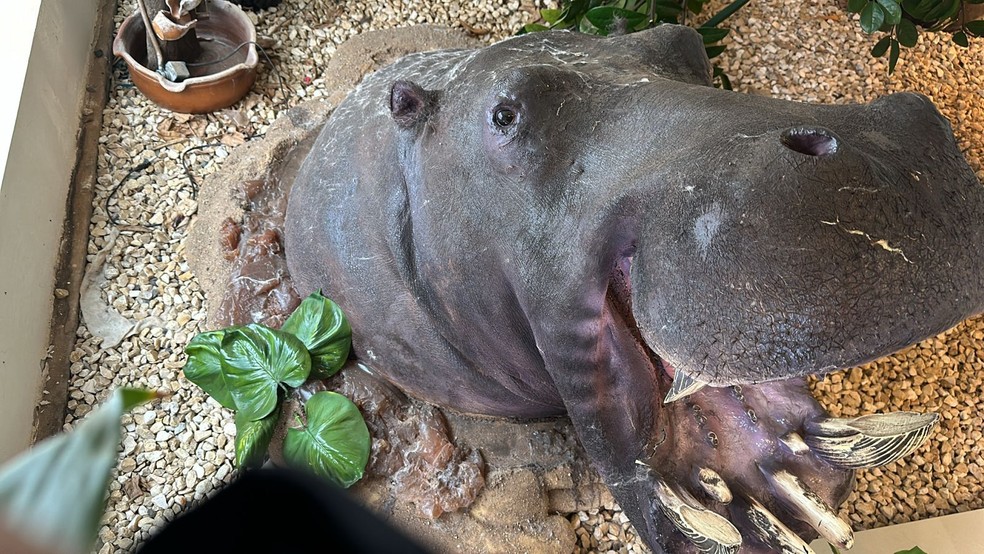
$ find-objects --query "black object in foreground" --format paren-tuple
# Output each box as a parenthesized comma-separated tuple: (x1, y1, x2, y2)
(137, 468, 431, 553)
(229, 0, 283, 10)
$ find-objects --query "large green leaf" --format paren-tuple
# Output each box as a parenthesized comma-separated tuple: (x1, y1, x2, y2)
(876, 0, 902, 25)
(861, 1, 886, 33)
(280, 292, 352, 379)
(848, 0, 867, 12)
(222, 323, 311, 421)
(283, 391, 370, 488)
(235, 408, 279, 468)
(182, 329, 238, 410)
(0, 388, 158, 554)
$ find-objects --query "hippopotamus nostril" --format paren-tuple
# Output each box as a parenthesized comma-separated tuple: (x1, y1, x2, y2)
(780, 127, 839, 157)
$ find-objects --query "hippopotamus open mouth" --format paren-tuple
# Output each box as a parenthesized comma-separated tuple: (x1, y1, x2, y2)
(284, 24, 984, 553)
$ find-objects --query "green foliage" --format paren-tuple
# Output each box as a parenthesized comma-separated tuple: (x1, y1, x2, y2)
(895, 548, 929, 554)
(849, 0, 982, 74)
(222, 324, 311, 421)
(182, 291, 369, 488)
(284, 391, 371, 487)
(281, 292, 352, 379)
(0, 388, 159, 554)
(520, 0, 750, 90)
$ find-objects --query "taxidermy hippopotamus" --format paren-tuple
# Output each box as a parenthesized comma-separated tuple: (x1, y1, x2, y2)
(284, 24, 984, 553)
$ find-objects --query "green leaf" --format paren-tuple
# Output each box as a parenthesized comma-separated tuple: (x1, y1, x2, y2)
(222, 323, 311, 421)
(888, 37, 900, 74)
(861, 1, 886, 33)
(876, 0, 902, 25)
(714, 67, 733, 90)
(871, 35, 892, 56)
(579, 16, 602, 34)
(235, 408, 279, 468)
(897, 18, 919, 47)
(848, 0, 867, 12)
(540, 8, 563, 23)
(704, 44, 726, 59)
(283, 391, 370, 488)
(901, 0, 931, 20)
(966, 20, 984, 37)
(522, 23, 549, 33)
(652, 0, 684, 22)
(953, 30, 970, 47)
(701, 0, 750, 27)
(894, 548, 928, 554)
(584, 6, 648, 35)
(0, 388, 158, 554)
(281, 292, 352, 379)
(696, 26, 730, 44)
(183, 329, 238, 410)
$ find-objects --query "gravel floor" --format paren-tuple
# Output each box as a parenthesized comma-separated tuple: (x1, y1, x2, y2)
(68, 1, 983, 553)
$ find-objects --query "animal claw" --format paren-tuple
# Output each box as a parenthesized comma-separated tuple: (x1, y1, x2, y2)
(697, 468, 733, 504)
(759, 467, 854, 549)
(741, 495, 816, 554)
(653, 477, 742, 553)
(663, 369, 709, 403)
(803, 412, 938, 469)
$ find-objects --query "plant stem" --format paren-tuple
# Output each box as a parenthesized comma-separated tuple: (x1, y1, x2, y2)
(701, 0, 751, 27)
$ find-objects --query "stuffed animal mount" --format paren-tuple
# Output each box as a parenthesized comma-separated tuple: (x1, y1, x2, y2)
(191, 24, 984, 554)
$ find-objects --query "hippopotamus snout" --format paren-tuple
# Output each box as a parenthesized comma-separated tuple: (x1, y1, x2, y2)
(615, 76, 984, 390)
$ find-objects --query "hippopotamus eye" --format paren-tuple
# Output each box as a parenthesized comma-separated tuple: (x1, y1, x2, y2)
(493, 107, 517, 128)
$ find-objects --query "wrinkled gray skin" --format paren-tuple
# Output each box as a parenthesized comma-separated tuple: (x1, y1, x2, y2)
(285, 25, 984, 553)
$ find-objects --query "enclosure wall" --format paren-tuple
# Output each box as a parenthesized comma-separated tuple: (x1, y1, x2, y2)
(0, 0, 101, 462)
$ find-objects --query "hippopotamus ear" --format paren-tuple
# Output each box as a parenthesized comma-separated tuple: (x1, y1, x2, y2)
(611, 24, 712, 86)
(389, 80, 440, 129)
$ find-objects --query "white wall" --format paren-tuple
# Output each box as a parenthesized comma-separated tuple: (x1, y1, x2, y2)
(0, 0, 101, 462)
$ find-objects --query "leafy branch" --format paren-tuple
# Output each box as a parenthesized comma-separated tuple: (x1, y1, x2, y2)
(520, 0, 751, 90)
(182, 291, 370, 487)
(849, 0, 984, 73)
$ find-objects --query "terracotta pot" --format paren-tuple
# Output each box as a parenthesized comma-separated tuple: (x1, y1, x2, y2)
(113, 0, 259, 113)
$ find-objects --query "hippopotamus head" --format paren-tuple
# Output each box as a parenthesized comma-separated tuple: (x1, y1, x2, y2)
(285, 24, 984, 553)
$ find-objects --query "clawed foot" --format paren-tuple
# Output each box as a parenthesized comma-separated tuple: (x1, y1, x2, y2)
(622, 374, 937, 553)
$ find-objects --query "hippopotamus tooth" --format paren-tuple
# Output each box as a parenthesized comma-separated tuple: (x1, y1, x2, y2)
(759, 467, 855, 549)
(664, 366, 709, 403)
(284, 22, 984, 553)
